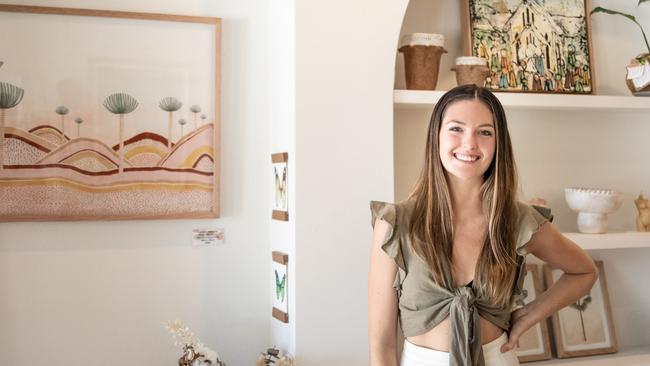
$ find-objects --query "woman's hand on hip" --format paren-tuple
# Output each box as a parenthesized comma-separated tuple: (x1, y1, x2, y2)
(500, 305, 534, 353)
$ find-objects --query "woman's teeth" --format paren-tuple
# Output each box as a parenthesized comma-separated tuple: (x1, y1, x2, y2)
(454, 153, 479, 162)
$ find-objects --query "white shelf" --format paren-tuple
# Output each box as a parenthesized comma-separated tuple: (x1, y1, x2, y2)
(563, 232, 650, 250)
(394, 90, 650, 112)
(526, 345, 650, 366)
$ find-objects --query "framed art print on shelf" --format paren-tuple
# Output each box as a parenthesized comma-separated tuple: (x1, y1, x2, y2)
(461, 0, 595, 94)
(272, 251, 289, 323)
(544, 260, 618, 358)
(515, 264, 552, 363)
(271, 152, 288, 221)
(0, 4, 221, 221)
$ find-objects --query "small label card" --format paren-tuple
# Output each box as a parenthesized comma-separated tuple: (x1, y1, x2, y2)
(192, 228, 225, 246)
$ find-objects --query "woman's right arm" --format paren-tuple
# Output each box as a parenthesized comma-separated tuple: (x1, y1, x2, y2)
(368, 218, 399, 366)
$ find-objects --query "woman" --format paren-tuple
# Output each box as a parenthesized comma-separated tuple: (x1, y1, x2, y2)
(368, 85, 597, 366)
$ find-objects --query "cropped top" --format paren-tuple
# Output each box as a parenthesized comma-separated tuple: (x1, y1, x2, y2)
(370, 199, 551, 366)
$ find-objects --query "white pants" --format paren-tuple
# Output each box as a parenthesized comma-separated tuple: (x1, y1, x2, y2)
(400, 333, 520, 366)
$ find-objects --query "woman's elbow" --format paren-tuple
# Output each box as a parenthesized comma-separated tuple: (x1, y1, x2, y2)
(589, 259, 599, 284)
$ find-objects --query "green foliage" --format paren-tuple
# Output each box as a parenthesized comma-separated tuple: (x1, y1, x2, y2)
(591, 3, 650, 54)
(55, 105, 69, 116)
(103, 92, 138, 114)
(74, 117, 83, 124)
(189, 105, 201, 113)
(569, 295, 592, 312)
(178, 118, 187, 126)
(159, 96, 182, 112)
(0, 82, 24, 109)
(200, 114, 207, 120)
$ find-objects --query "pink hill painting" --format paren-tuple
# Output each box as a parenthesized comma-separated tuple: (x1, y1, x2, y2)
(0, 119, 218, 220)
(0, 5, 221, 221)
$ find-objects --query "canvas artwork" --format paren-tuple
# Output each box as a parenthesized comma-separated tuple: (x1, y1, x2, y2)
(271, 152, 288, 221)
(515, 264, 552, 363)
(464, 0, 594, 93)
(0, 5, 221, 221)
(272, 251, 289, 323)
(544, 261, 618, 358)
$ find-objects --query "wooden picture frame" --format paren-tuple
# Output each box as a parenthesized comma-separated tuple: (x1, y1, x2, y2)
(544, 260, 618, 358)
(272, 251, 289, 323)
(0, 4, 221, 221)
(460, 0, 596, 94)
(271, 152, 288, 221)
(515, 264, 553, 363)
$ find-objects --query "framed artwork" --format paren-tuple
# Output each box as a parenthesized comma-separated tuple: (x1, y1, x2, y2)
(271, 251, 289, 323)
(0, 5, 221, 221)
(461, 0, 595, 94)
(515, 264, 552, 363)
(271, 152, 288, 221)
(544, 260, 618, 358)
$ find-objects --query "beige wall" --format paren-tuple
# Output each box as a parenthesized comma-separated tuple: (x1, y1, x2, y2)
(0, 1, 270, 365)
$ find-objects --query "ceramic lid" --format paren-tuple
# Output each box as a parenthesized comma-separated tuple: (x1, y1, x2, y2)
(455, 56, 488, 66)
(399, 33, 444, 48)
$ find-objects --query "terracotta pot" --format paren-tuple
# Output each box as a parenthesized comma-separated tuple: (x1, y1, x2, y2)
(451, 64, 491, 87)
(400, 45, 447, 90)
(399, 33, 447, 90)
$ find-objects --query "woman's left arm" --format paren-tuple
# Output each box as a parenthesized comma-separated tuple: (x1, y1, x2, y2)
(500, 221, 598, 353)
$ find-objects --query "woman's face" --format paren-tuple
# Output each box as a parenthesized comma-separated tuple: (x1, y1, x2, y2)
(439, 99, 496, 183)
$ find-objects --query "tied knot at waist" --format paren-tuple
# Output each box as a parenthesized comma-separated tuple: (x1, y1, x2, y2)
(449, 286, 485, 366)
(453, 286, 476, 309)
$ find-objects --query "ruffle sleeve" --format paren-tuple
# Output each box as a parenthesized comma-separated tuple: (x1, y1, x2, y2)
(370, 201, 406, 273)
(515, 203, 553, 256)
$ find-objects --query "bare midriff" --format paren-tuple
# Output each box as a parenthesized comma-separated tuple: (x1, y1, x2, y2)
(406, 316, 504, 351)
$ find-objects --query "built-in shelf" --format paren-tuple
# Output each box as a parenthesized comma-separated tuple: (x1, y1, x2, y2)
(562, 232, 650, 250)
(394, 90, 650, 111)
(527, 345, 650, 366)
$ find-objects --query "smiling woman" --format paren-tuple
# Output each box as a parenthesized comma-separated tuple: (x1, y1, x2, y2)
(368, 84, 598, 366)
(438, 99, 496, 184)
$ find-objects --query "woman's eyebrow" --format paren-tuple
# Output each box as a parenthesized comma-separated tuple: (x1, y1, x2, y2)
(445, 120, 494, 128)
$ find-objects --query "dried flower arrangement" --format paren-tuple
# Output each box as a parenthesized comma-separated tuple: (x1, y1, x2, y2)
(164, 319, 226, 366)
(256, 347, 296, 366)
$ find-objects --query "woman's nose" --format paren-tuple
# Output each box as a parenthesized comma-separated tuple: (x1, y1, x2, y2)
(461, 132, 478, 148)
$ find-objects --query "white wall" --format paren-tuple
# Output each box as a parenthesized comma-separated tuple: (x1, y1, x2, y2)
(268, 0, 296, 356)
(0, 1, 270, 365)
(294, 0, 408, 364)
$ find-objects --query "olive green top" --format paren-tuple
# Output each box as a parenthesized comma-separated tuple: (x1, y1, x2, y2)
(370, 199, 551, 366)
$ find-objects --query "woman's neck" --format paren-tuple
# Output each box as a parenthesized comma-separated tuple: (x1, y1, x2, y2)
(448, 176, 484, 221)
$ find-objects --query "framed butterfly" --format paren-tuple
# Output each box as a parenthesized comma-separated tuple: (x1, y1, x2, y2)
(274, 164, 287, 210)
(275, 269, 286, 302)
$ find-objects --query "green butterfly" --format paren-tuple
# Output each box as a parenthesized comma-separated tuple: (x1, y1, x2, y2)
(275, 269, 286, 302)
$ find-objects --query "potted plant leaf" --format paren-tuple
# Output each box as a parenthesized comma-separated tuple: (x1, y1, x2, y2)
(591, 0, 650, 94)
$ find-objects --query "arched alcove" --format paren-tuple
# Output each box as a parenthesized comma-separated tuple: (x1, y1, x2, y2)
(394, 0, 465, 91)
(393, 1, 469, 201)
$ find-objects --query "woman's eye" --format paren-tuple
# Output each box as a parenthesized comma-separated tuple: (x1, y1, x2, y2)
(479, 130, 493, 136)
(449, 127, 462, 132)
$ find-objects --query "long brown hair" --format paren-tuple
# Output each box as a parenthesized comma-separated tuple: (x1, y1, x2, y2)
(407, 84, 519, 308)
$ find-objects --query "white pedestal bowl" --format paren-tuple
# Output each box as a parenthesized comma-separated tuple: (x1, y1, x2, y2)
(564, 187, 623, 234)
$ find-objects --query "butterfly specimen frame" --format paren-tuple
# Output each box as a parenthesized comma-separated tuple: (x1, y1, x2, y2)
(515, 264, 552, 363)
(271, 152, 289, 221)
(0, 4, 221, 221)
(544, 260, 618, 358)
(272, 251, 289, 323)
